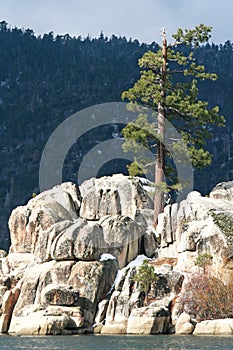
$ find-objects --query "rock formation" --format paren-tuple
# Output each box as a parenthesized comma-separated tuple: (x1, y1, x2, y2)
(193, 319, 233, 336)
(175, 312, 195, 334)
(0, 175, 157, 334)
(156, 189, 233, 281)
(0, 175, 232, 335)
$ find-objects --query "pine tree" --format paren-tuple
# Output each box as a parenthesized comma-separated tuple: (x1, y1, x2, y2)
(121, 24, 225, 224)
(134, 260, 157, 305)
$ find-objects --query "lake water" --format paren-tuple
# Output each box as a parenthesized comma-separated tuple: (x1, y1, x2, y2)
(0, 335, 232, 350)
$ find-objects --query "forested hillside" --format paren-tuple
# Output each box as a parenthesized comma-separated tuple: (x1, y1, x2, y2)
(0, 21, 233, 248)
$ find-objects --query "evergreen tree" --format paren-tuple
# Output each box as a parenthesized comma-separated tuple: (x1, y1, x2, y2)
(134, 260, 157, 305)
(121, 24, 225, 224)
(195, 253, 213, 273)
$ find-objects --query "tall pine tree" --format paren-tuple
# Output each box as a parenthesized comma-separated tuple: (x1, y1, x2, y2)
(122, 24, 225, 224)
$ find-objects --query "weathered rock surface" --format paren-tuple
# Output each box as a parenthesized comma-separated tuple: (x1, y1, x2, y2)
(10, 311, 71, 335)
(12, 260, 75, 317)
(9, 258, 117, 327)
(9, 182, 81, 254)
(1, 176, 233, 335)
(46, 306, 85, 329)
(175, 312, 194, 334)
(103, 256, 183, 334)
(193, 319, 233, 335)
(80, 175, 153, 220)
(34, 220, 73, 263)
(105, 265, 142, 326)
(127, 306, 170, 334)
(210, 180, 233, 202)
(2, 176, 157, 335)
(41, 284, 79, 306)
(101, 323, 127, 334)
(0, 283, 21, 333)
(4, 252, 35, 276)
(156, 190, 233, 280)
(8, 176, 154, 267)
(9, 305, 85, 334)
(94, 299, 109, 325)
(68, 259, 118, 324)
(142, 228, 158, 258)
(100, 215, 144, 268)
(51, 219, 105, 262)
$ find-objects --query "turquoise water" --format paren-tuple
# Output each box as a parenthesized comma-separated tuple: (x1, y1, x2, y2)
(0, 335, 232, 350)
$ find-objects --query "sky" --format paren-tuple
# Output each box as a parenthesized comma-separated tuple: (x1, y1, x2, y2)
(0, 0, 232, 44)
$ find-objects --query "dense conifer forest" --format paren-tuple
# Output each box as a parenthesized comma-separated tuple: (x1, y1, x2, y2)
(0, 21, 233, 248)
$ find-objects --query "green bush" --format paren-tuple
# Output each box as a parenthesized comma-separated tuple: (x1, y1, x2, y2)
(134, 260, 158, 304)
(195, 253, 213, 272)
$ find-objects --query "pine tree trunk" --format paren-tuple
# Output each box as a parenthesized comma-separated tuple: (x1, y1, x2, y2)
(154, 29, 167, 225)
(154, 107, 165, 223)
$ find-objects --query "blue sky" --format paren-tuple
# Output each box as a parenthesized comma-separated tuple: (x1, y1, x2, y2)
(0, 0, 232, 44)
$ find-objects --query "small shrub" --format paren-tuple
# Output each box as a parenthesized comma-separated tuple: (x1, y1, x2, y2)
(195, 253, 213, 273)
(180, 273, 233, 321)
(134, 260, 158, 304)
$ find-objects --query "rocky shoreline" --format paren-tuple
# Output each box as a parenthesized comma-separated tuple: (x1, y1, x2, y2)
(0, 175, 232, 336)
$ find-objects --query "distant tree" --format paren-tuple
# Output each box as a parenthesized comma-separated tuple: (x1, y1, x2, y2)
(121, 24, 225, 224)
(0, 21, 8, 32)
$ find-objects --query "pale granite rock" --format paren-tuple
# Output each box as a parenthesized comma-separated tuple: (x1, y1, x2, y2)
(80, 174, 153, 220)
(193, 318, 233, 335)
(175, 312, 194, 334)
(127, 306, 170, 334)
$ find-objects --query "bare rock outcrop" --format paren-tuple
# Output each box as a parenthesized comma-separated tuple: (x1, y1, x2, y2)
(10, 312, 71, 335)
(8, 176, 154, 268)
(97, 256, 184, 335)
(68, 259, 118, 324)
(193, 319, 233, 335)
(127, 306, 170, 334)
(210, 180, 233, 202)
(0, 283, 21, 333)
(2, 176, 233, 335)
(9, 258, 117, 329)
(9, 182, 81, 254)
(79, 174, 153, 220)
(3, 175, 157, 335)
(51, 219, 105, 262)
(100, 215, 144, 269)
(175, 312, 195, 334)
(156, 190, 233, 280)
